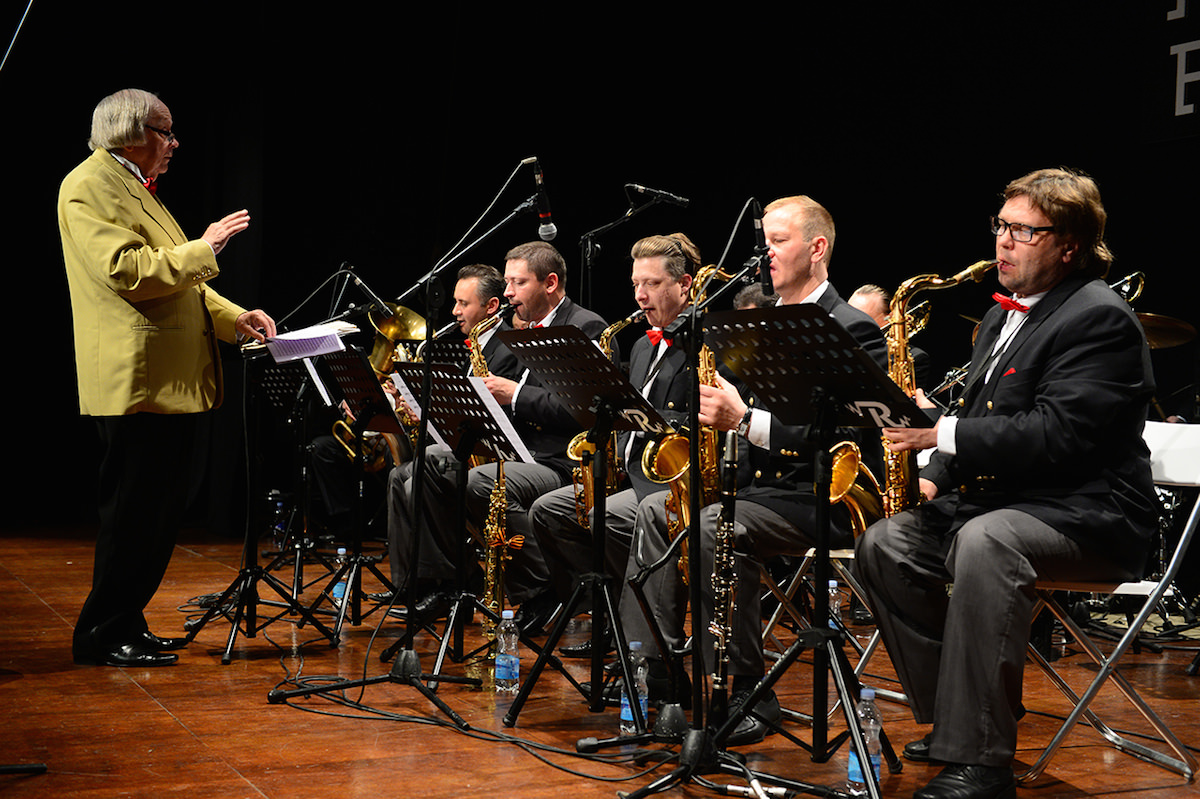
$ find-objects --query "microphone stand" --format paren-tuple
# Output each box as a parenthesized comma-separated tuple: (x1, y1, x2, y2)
(578, 191, 675, 312)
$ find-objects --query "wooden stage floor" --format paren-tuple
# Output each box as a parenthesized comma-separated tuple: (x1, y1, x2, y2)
(1, 525, 1197, 798)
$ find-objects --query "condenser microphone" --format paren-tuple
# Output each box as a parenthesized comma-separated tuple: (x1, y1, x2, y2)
(750, 199, 773, 296)
(344, 262, 393, 318)
(625, 183, 690, 208)
(531, 159, 557, 241)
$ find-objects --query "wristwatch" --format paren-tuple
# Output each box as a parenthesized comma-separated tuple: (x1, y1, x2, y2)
(735, 405, 754, 438)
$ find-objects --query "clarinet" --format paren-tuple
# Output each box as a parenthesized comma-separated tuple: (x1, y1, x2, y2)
(708, 432, 739, 728)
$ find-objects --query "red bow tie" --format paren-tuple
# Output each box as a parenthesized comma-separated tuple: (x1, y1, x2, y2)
(143, 179, 157, 196)
(992, 292, 1029, 313)
(646, 329, 673, 347)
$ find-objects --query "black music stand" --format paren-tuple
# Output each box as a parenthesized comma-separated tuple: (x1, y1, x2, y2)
(382, 363, 537, 678)
(183, 350, 340, 664)
(623, 304, 927, 799)
(303, 348, 403, 636)
(254, 359, 338, 602)
(493, 326, 672, 729)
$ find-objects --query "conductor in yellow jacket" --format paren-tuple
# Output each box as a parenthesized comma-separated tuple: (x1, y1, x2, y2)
(59, 88, 276, 667)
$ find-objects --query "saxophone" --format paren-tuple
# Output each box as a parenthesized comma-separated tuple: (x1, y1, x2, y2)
(708, 433, 739, 727)
(881, 258, 997, 516)
(481, 461, 521, 642)
(640, 265, 730, 582)
(466, 305, 511, 469)
(567, 308, 646, 526)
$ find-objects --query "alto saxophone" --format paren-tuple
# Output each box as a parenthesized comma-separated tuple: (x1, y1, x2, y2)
(567, 308, 645, 526)
(640, 264, 730, 583)
(882, 258, 997, 516)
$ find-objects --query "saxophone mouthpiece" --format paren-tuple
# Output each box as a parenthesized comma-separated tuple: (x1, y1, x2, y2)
(963, 259, 999, 282)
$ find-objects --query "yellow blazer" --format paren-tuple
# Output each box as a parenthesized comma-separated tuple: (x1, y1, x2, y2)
(58, 148, 248, 416)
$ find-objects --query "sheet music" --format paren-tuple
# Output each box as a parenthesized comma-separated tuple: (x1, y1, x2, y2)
(263, 321, 359, 363)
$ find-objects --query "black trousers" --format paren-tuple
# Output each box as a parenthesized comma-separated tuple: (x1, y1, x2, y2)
(73, 412, 200, 655)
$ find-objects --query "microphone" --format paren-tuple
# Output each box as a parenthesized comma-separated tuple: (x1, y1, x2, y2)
(625, 183, 690, 208)
(531, 159, 557, 241)
(750, 199, 773, 296)
(344, 262, 393, 318)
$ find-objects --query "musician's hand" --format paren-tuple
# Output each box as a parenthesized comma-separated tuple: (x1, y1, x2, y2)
(236, 309, 276, 342)
(913, 388, 936, 410)
(699, 373, 747, 431)
(483, 374, 517, 406)
(882, 422, 939, 453)
(919, 477, 939, 501)
(204, 209, 252, 255)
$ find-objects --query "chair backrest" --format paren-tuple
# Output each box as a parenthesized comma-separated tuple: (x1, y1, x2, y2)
(1143, 421, 1200, 488)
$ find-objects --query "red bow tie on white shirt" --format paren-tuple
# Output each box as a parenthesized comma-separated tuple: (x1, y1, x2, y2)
(646, 329, 673, 347)
(992, 292, 1029, 313)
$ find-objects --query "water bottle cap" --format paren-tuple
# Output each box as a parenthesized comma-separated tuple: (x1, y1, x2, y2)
(501, 609, 514, 619)
(629, 640, 642, 651)
(828, 579, 838, 588)
(860, 687, 875, 700)
(336, 547, 347, 555)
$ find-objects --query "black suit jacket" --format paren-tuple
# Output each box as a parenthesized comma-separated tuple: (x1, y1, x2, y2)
(738, 284, 889, 528)
(509, 297, 609, 478)
(621, 332, 692, 500)
(923, 274, 1157, 567)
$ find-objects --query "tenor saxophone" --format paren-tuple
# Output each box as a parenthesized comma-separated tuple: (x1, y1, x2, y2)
(882, 258, 996, 515)
(567, 308, 645, 526)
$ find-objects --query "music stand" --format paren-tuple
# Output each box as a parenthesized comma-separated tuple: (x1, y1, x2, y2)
(624, 304, 926, 799)
(493, 326, 672, 729)
(183, 350, 340, 664)
(383, 363, 536, 677)
(304, 348, 403, 636)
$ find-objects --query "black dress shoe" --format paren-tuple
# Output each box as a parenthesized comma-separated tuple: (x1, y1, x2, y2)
(913, 763, 1016, 799)
(74, 642, 179, 668)
(513, 592, 559, 636)
(559, 634, 614, 659)
(140, 631, 188, 651)
(391, 590, 453, 622)
(904, 732, 937, 763)
(725, 688, 783, 746)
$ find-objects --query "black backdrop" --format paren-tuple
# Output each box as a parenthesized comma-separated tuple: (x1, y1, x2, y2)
(5, 4, 1199, 535)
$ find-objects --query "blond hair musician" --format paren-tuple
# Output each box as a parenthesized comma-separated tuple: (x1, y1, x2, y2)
(855, 168, 1157, 799)
(59, 88, 275, 668)
(529, 233, 700, 658)
(619, 196, 888, 743)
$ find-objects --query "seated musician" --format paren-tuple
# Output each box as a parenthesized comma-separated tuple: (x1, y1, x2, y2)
(854, 167, 1157, 799)
(618, 195, 887, 744)
(383, 263, 522, 611)
(529, 233, 702, 657)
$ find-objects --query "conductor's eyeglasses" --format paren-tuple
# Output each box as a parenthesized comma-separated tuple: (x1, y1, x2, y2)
(145, 124, 176, 144)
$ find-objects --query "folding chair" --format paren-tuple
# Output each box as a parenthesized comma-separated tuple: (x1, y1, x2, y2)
(760, 549, 906, 706)
(1020, 419, 1200, 784)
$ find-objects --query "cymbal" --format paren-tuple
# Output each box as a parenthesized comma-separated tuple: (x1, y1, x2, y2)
(1138, 313, 1196, 350)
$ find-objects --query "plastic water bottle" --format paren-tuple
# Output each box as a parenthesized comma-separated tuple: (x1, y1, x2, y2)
(828, 579, 842, 629)
(619, 640, 649, 735)
(495, 609, 520, 694)
(847, 687, 883, 797)
(331, 547, 348, 605)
